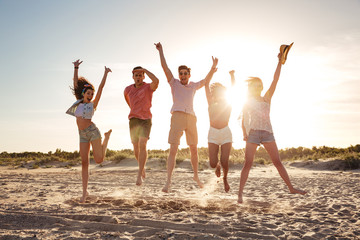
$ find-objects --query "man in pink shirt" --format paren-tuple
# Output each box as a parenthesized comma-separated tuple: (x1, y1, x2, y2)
(155, 42, 218, 192)
(124, 66, 159, 186)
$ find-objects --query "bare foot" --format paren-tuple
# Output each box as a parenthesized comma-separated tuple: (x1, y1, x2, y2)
(290, 188, 307, 195)
(142, 169, 146, 179)
(162, 182, 171, 193)
(215, 164, 221, 177)
(136, 174, 143, 186)
(104, 129, 112, 139)
(80, 191, 89, 203)
(237, 193, 243, 204)
(223, 177, 230, 193)
(193, 176, 204, 188)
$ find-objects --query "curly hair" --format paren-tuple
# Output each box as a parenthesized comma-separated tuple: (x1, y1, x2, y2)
(71, 77, 95, 100)
(210, 82, 226, 100)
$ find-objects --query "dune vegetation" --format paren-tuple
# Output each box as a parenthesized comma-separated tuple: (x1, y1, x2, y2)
(1, 145, 359, 170)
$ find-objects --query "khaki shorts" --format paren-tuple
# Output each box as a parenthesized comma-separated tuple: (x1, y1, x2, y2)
(129, 118, 152, 143)
(168, 111, 198, 146)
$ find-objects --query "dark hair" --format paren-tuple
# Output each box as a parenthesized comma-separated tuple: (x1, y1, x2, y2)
(132, 66, 144, 76)
(71, 77, 95, 100)
(178, 65, 191, 74)
(133, 66, 142, 71)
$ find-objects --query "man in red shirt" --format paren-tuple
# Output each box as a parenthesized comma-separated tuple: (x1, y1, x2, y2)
(124, 66, 159, 186)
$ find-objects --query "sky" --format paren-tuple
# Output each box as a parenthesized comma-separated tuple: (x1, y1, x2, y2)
(0, 0, 359, 153)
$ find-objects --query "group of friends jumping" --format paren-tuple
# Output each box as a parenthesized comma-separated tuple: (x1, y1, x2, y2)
(66, 42, 307, 203)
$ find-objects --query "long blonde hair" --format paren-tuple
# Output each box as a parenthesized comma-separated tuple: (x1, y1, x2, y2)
(246, 77, 263, 97)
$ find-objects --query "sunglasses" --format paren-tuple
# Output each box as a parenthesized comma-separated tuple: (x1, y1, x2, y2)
(179, 72, 189, 76)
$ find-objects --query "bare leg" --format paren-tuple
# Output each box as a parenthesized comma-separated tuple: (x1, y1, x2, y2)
(80, 142, 90, 203)
(220, 142, 232, 193)
(132, 141, 145, 181)
(92, 129, 112, 164)
(238, 142, 258, 203)
(162, 143, 178, 192)
(208, 143, 220, 177)
(189, 144, 204, 188)
(136, 137, 148, 186)
(263, 141, 307, 195)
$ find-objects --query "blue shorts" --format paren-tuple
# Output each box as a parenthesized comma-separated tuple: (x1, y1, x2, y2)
(79, 123, 102, 143)
(247, 130, 275, 145)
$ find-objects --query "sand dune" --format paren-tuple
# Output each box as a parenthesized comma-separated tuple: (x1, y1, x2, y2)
(0, 159, 359, 239)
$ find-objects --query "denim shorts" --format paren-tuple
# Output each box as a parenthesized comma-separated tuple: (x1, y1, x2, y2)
(79, 123, 102, 143)
(247, 129, 275, 145)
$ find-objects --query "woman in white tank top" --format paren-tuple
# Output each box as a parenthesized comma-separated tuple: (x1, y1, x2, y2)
(238, 47, 306, 204)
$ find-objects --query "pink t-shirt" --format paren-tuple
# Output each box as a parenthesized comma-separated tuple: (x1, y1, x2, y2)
(169, 77, 205, 116)
(124, 83, 154, 120)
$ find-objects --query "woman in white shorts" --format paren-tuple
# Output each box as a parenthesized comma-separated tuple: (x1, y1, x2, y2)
(204, 57, 235, 192)
(238, 46, 306, 203)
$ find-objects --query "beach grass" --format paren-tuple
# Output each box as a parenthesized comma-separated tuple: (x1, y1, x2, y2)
(1, 145, 359, 170)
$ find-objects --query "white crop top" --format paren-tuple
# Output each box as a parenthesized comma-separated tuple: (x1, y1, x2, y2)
(66, 100, 94, 120)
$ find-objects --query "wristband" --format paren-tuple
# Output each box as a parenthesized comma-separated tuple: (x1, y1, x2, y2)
(75, 67, 79, 69)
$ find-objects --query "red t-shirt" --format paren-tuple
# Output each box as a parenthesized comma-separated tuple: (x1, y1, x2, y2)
(124, 83, 154, 120)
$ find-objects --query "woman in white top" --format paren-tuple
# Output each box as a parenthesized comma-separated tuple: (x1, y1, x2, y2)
(67, 59, 112, 203)
(238, 51, 306, 203)
(204, 57, 235, 192)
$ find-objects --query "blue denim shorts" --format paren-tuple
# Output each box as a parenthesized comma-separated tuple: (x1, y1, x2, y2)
(79, 123, 102, 143)
(247, 129, 275, 145)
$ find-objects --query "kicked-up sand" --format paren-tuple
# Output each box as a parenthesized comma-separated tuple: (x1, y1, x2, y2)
(0, 158, 359, 239)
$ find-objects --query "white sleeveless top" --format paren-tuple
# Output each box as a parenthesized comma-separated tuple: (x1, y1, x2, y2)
(242, 97, 273, 136)
(66, 100, 94, 120)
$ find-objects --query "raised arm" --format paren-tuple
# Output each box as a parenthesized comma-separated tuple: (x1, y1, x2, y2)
(204, 56, 218, 105)
(264, 52, 282, 102)
(72, 59, 83, 89)
(155, 42, 174, 83)
(93, 66, 112, 109)
(229, 70, 235, 86)
(143, 68, 159, 91)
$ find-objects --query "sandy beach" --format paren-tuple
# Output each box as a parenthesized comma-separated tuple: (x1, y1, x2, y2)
(0, 158, 359, 239)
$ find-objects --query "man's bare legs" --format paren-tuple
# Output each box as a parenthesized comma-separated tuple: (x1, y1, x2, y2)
(133, 137, 148, 186)
(189, 144, 204, 189)
(263, 141, 307, 195)
(220, 142, 232, 192)
(162, 143, 178, 192)
(238, 142, 258, 203)
(80, 142, 91, 203)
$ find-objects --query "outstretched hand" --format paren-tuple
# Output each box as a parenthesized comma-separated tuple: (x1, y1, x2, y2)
(104, 66, 112, 73)
(73, 59, 83, 68)
(154, 42, 162, 51)
(212, 56, 218, 71)
(229, 70, 235, 75)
